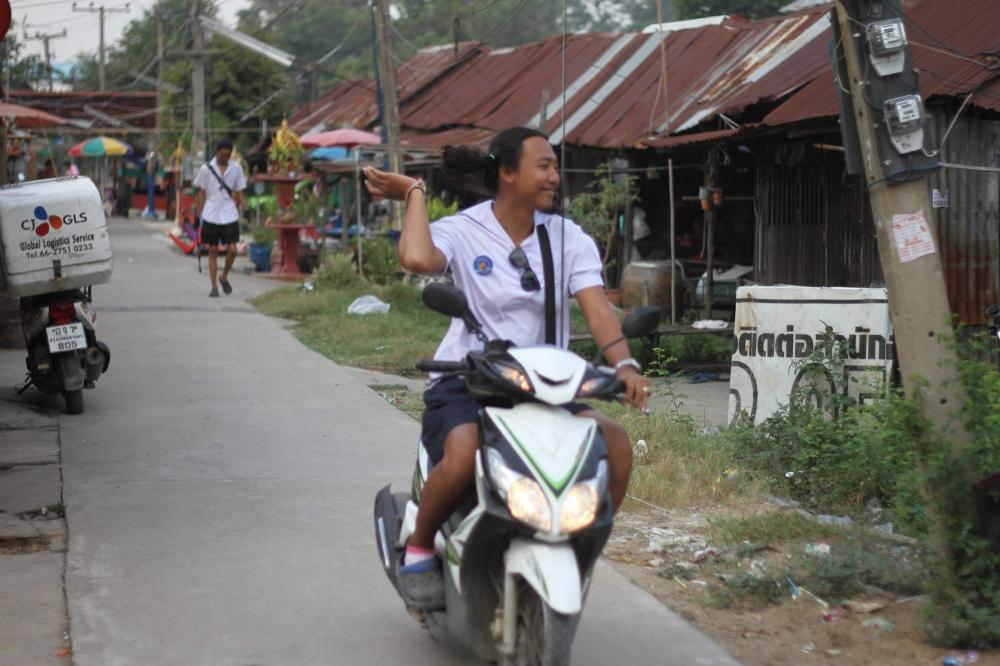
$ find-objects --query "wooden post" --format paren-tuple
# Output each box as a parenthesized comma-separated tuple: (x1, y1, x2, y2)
(703, 149, 719, 319)
(669, 157, 677, 325)
(339, 177, 350, 249)
(372, 0, 403, 229)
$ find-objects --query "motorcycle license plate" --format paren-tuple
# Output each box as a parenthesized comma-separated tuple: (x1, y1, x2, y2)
(46, 323, 86, 353)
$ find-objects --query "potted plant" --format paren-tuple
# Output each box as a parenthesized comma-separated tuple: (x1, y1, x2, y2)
(249, 225, 276, 272)
(568, 162, 638, 294)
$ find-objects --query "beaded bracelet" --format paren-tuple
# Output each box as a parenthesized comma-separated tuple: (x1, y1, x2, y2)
(404, 178, 426, 202)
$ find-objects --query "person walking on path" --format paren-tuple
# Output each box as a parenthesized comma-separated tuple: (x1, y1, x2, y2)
(194, 139, 246, 297)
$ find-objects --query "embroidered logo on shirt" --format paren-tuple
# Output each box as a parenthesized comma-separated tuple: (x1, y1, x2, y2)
(473, 255, 494, 276)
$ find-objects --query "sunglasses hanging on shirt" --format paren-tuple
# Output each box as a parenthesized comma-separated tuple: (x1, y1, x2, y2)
(508, 247, 541, 292)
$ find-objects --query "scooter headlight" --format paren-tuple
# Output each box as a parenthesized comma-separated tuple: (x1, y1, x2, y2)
(576, 368, 616, 398)
(507, 478, 552, 532)
(495, 362, 533, 394)
(560, 480, 599, 533)
(486, 448, 552, 532)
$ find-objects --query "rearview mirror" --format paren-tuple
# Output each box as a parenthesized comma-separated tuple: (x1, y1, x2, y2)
(622, 306, 660, 339)
(422, 282, 471, 320)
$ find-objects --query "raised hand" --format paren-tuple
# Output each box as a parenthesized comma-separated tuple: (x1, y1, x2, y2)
(363, 166, 416, 201)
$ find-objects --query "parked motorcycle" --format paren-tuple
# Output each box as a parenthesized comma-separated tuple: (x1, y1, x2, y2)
(19, 287, 110, 414)
(374, 282, 658, 665)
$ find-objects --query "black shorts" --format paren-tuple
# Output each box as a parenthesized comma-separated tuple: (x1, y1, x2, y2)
(420, 376, 592, 466)
(201, 221, 239, 246)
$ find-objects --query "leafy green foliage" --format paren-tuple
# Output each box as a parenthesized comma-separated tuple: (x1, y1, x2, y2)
(1, 29, 52, 89)
(426, 196, 459, 223)
(726, 381, 926, 527)
(313, 252, 361, 290)
(655, 334, 732, 365)
(359, 237, 401, 286)
(918, 333, 1000, 648)
(568, 163, 638, 283)
(250, 226, 276, 245)
(68, 0, 291, 152)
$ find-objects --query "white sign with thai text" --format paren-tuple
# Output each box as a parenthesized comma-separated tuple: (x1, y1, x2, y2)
(728, 286, 893, 427)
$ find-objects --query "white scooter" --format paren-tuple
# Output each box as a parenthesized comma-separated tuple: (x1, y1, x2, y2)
(374, 283, 658, 665)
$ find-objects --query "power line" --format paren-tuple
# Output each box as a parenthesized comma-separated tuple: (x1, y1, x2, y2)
(11, 0, 75, 9)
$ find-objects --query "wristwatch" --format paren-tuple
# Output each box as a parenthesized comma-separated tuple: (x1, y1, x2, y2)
(614, 358, 641, 372)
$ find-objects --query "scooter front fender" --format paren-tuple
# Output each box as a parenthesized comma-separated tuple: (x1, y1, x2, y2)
(505, 539, 581, 615)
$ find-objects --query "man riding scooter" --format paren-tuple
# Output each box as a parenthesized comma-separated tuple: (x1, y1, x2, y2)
(364, 126, 651, 609)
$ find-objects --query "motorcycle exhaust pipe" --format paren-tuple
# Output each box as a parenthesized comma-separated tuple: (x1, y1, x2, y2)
(85, 347, 105, 383)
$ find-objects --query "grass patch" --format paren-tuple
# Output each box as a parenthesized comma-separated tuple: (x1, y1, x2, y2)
(592, 401, 762, 510)
(709, 512, 843, 546)
(708, 572, 788, 609)
(705, 524, 925, 609)
(252, 282, 448, 377)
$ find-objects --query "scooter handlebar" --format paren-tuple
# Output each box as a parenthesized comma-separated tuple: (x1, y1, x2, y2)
(415, 360, 467, 373)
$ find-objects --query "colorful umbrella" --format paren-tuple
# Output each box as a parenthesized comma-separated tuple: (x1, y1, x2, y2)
(300, 128, 381, 149)
(68, 136, 131, 157)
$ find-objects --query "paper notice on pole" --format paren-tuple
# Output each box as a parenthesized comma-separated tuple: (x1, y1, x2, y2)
(892, 209, 936, 263)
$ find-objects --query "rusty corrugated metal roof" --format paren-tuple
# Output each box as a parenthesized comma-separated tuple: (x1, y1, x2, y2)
(288, 0, 998, 150)
(8, 90, 158, 130)
(765, 0, 1000, 126)
(398, 11, 833, 148)
(288, 79, 377, 134)
(288, 41, 483, 134)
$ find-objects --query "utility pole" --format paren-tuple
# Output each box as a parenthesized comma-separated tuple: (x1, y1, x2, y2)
(832, 0, 972, 564)
(371, 0, 402, 227)
(23, 28, 67, 91)
(155, 6, 164, 150)
(190, 0, 206, 161)
(72, 2, 131, 91)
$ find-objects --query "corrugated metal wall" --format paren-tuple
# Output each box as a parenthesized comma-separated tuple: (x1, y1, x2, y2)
(752, 114, 1000, 326)
(928, 109, 1000, 326)
(754, 142, 881, 289)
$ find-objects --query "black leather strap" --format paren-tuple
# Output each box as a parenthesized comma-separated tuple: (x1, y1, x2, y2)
(537, 224, 556, 345)
(206, 164, 233, 197)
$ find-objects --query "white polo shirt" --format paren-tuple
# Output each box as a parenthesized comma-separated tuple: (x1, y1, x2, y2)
(193, 157, 247, 225)
(429, 201, 604, 362)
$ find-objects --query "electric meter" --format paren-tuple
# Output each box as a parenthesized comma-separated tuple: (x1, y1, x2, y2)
(866, 18, 908, 76)
(883, 95, 925, 154)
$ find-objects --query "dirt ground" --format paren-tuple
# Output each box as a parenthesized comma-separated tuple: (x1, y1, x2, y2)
(605, 507, 998, 666)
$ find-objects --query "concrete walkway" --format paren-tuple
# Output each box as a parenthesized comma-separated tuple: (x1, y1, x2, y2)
(44, 218, 741, 665)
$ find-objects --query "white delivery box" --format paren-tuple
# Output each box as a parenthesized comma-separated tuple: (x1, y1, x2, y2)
(0, 177, 112, 297)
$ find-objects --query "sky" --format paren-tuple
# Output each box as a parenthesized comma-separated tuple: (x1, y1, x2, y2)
(12, 0, 250, 67)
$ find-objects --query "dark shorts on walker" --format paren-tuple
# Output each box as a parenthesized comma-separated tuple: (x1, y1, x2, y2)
(420, 376, 593, 466)
(201, 221, 239, 246)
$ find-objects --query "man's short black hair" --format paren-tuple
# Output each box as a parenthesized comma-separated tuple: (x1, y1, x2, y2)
(216, 138, 234, 151)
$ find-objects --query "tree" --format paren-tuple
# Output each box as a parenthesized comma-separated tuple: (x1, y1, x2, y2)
(675, 0, 788, 19)
(236, 0, 373, 82)
(1, 29, 53, 90)
(67, 0, 292, 151)
(568, 0, 675, 32)
(67, 0, 199, 91)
